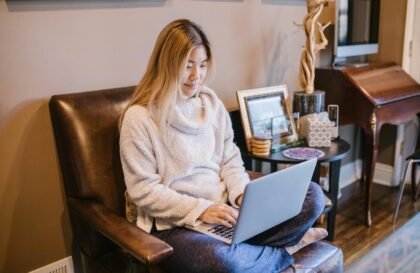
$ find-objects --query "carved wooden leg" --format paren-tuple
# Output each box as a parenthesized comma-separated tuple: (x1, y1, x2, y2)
(363, 136, 374, 226)
(360, 128, 368, 185)
(359, 130, 364, 184)
(363, 113, 381, 226)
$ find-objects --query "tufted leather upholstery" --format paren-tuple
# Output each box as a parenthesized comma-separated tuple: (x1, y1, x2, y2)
(49, 86, 343, 273)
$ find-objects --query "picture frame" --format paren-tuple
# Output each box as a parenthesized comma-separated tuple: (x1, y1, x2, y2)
(236, 85, 298, 152)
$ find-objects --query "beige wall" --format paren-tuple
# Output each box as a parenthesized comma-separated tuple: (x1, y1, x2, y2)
(369, 0, 407, 66)
(0, 0, 308, 272)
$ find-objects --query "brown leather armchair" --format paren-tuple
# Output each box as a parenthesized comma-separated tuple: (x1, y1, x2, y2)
(49, 86, 344, 273)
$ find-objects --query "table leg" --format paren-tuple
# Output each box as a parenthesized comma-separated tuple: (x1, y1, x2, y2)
(243, 157, 253, 171)
(360, 130, 367, 184)
(254, 160, 262, 172)
(364, 138, 373, 226)
(312, 163, 321, 183)
(327, 160, 341, 241)
(363, 115, 381, 227)
(270, 162, 278, 173)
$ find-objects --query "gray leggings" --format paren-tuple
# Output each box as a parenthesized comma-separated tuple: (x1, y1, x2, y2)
(152, 182, 325, 273)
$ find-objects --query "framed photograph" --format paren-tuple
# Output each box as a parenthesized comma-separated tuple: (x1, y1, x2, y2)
(236, 85, 298, 152)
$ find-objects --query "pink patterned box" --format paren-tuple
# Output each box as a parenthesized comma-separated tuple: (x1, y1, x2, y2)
(299, 113, 334, 147)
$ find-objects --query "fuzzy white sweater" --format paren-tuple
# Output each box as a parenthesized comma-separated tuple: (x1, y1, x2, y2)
(120, 87, 250, 233)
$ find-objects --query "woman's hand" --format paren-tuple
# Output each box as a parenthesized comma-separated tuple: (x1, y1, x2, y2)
(199, 203, 238, 228)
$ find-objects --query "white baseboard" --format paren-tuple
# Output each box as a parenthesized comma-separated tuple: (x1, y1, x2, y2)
(373, 162, 395, 186)
(28, 256, 74, 273)
(339, 160, 397, 188)
(262, 159, 399, 188)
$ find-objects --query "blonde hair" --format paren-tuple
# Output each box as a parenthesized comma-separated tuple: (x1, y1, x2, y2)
(121, 19, 213, 135)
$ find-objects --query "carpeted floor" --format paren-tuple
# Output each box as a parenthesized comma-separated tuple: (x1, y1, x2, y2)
(346, 213, 420, 273)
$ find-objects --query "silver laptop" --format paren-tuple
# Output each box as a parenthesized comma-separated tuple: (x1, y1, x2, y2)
(186, 158, 317, 244)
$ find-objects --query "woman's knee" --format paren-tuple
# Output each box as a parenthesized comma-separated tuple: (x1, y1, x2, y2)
(306, 182, 325, 218)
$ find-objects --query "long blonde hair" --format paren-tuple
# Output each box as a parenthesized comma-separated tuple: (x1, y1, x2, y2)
(122, 19, 213, 135)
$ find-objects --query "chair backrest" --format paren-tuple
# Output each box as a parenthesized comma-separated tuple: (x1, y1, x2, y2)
(49, 86, 135, 216)
(228, 110, 247, 152)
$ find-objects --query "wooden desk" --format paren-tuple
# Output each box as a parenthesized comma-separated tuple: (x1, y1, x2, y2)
(315, 63, 420, 226)
(249, 139, 351, 241)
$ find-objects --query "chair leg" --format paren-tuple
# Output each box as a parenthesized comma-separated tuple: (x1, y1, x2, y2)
(415, 163, 420, 201)
(393, 160, 412, 224)
(411, 162, 418, 201)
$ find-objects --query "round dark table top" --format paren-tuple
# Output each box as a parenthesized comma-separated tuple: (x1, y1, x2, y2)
(249, 138, 351, 164)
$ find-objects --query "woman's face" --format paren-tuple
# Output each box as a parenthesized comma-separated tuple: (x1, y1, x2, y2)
(181, 45, 208, 98)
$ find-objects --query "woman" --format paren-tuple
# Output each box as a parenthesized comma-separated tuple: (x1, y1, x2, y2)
(119, 19, 325, 273)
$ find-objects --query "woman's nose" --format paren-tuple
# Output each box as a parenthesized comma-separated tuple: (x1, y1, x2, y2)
(190, 66, 199, 81)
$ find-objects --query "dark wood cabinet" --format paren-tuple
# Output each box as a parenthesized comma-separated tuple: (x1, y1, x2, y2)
(315, 63, 420, 226)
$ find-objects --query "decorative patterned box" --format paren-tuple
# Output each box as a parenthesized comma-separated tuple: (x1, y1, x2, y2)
(299, 112, 334, 147)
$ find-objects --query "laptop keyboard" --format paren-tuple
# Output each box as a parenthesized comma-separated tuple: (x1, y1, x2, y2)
(208, 225, 234, 239)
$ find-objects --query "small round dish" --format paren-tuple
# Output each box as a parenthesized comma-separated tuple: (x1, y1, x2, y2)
(282, 147, 325, 160)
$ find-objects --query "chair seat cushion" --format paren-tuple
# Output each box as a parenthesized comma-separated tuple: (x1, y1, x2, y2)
(282, 240, 343, 273)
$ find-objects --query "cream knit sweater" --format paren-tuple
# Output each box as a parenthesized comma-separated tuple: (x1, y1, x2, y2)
(120, 87, 250, 233)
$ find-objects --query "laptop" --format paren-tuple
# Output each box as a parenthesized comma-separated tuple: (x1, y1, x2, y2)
(186, 158, 317, 244)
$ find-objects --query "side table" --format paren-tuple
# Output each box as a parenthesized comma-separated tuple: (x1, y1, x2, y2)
(247, 139, 351, 241)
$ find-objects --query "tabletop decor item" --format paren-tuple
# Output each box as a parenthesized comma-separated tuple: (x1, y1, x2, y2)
(293, 0, 333, 119)
(236, 85, 298, 152)
(251, 135, 272, 156)
(282, 147, 325, 160)
(299, 112, 334, 147)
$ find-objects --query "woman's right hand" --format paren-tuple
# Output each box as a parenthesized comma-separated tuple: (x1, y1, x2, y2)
(199, 203, 238, 228)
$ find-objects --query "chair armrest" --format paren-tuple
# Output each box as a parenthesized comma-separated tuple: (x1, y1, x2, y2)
(68, 198, 173, 265)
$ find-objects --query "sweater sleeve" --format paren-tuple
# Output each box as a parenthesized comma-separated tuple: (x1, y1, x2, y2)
(120, 108, 213, 227)
(219, 108, 250, 208)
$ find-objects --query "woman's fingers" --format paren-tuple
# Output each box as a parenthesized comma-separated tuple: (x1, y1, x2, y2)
(217, 211, 236, 227)
(218, 218, 234, 228)
(199, 203, 239, 227)
(220, 204, 238, 225)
